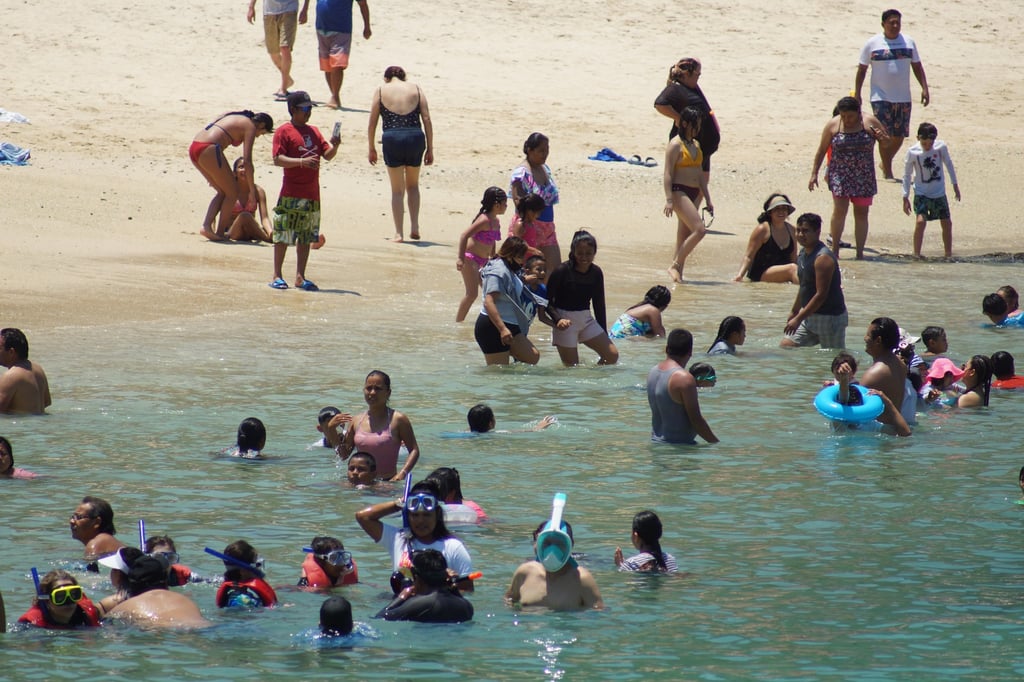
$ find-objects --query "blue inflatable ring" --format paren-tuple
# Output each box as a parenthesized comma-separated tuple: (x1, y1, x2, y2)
(814, 384, 884, 423)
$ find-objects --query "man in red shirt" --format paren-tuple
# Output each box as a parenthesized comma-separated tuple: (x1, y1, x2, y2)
(270, 91, 341, 291)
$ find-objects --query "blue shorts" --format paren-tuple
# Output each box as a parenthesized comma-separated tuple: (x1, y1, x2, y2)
(871, 101, 911, 138)
(382, 128, 425, 168)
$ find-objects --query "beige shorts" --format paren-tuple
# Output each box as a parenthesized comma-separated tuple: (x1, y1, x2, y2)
(551, 308, 606, 347)
(264, 12, 298, 54)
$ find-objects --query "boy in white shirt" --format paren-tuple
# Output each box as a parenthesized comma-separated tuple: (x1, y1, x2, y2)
(902, 122, 961, 259)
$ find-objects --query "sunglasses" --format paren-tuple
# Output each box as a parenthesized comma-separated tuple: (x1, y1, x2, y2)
(49, 585, 84, 606)
(70, 513, 95, 521)
(298, 105, 313, 113)
(315, 549, 353, 569)
(150, 551, 179, 565)
(701, 207, 715, 229)
(405, 493, 438, 513)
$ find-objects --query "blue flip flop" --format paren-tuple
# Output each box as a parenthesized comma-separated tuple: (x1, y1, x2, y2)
(297, 279, 319, 292)
(269, 278, 289, 290)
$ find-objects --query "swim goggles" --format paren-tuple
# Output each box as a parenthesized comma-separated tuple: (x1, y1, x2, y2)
(315, 549, 353, 570)
(48, 585, 84, 606)
(149, 551, 179, 565)
(404, 493, 438, 513)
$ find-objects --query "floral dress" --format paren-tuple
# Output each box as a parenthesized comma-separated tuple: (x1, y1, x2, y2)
(827, 128, 877, 198)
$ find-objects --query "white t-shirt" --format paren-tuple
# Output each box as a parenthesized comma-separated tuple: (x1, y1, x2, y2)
(902, 141, 959, 199)
(379, 523, 473, 576)
(859, 33, 921, 103)
(263, 0, 298, 16)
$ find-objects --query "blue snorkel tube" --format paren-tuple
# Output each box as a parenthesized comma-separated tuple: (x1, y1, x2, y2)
(204, 547, 266, 579)
(31, 566, 48, 618)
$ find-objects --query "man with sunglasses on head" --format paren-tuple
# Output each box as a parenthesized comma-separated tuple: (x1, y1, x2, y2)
(356, 479, 473, 593)
(299, 535, 359, 588)
(70, 495, 125, 570)
(107, 555, 210, 629)
(376, 549, 473, 623)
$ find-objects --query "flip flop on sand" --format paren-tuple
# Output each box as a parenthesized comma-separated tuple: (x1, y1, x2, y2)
(644, 157, 658, 167)
(273, 91, 290, 102)
(297, 279, 319, 292)
(628, 154, 643, 165)
(269, 278, 289, 290)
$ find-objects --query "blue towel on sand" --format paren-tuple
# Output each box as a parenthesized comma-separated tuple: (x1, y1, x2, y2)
(588, 147, 627, 162)
(0, 142, 30, 166)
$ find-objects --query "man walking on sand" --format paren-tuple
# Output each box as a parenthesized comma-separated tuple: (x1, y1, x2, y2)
(248, 0, 311, 101)
(854, 8, 930, 179)
(316, 0, 372, 110)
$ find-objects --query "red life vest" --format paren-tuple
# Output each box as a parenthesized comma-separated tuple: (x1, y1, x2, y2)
(216, 578, 278, 608)
(18, 596, 102, 628)
(300, 553, 358, 588)
(168, 563, 194, 587)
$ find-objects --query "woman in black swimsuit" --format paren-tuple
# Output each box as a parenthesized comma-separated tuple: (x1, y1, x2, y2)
(367, 66, 434, 242)
(733, 193, 799, 283)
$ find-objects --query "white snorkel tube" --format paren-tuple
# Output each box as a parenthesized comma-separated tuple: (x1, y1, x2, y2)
(536, 492, 573, 572)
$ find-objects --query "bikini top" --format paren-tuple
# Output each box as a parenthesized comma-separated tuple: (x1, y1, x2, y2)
(379, 90, 422, 130)
(474, 216, 502, 245)
(675, 140, 703, 169)
(205, 115, 242, 146)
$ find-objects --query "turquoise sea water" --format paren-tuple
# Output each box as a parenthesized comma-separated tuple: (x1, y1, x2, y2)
(3, 255, 1024, 680)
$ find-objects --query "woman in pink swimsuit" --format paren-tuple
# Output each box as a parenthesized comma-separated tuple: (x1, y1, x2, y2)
(456, 187, 507, 322)
(336, 370, 420, 481)
(190, 110, 274, 242)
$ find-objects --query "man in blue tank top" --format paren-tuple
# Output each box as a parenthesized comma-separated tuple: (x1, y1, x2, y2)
(781, 213, 848, 349)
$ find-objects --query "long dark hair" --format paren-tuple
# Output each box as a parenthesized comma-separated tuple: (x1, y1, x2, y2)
(968, 354, 994, 406)
(632, 511, 668, 571)
(407, 480, 453, 541)
(476, 186, 507, 218)
(708, 316, 745, 353)
(568, 229, 597, 268)
(629, 285, 671, 312)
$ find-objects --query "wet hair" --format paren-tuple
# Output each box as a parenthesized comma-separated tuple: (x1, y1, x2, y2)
(0, 435, 12, 473)
(523, 255, 546, 272)
(236, 417, 266, 452)
(408, 480, 453, 541)
(515, 192, 546, 219)
(796, 212, 823, 233)
(349, 451, 377, 471)
(310, 536, 344, 554)
(35, 569, 79, 607)
(998, 285, 1019, 310)
(965, 355, 994, 406)
(410, 548, 449, 588)
(568, 229, 597, 267)
(677, 106, 703, 140)
(667, 57, 701, 85)
(991, 351, 1015, 380)
(831, 352, 858, 374)
(757, 192, 794, 223)
(467, 404, 495, 433)
(82, 496, 116, 535)
(869, 317, 901, 351)
(0, 328, 29, 359)
(917, 122, 938, 139)
(632, 510, 669, 571)
(476, 186, 508, 218)
(522, 132, 549, 156)
(836, 96, 861, 114)
(145, 535, 177, 553)
(366, 370, 392, 391)
(497, 236, 528, 271)
(533, 519, 574, 543)
(630, 285, 671, 312)
(427, 466, 464, 503)
(222, 540, 258, 581)
(983, 293, 1008, 317)
(320, 596, 354, 636)
(689, 361, 716, 382)
(708, 316, 745, 353)
(881, 8, 901, 22)
(666, 328, 694, 358)
(318, 406, 340, 426)
(127, 555, 170, 596)
(383, 65, 407, 81)
(921, 326, 945, 346)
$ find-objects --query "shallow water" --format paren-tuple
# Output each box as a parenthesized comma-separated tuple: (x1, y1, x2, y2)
(3, 257, 1024, 680)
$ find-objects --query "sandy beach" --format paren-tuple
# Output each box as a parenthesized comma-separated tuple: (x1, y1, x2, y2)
(1, 0, 1022, 331)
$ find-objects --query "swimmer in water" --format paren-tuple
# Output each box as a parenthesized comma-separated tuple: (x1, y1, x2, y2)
(216, 540, 278, 608)
(347, 451, 379, 487)
(614, 510, 679, 573)
(506, 519, 603, 611)
(17, 569, 102, 629)
(320, 596, 354, 636)
(299, 536, 358, 588)
(466, 404, 555, 433)
(688, 362, 716, 388)
(233, 417, 266, 458)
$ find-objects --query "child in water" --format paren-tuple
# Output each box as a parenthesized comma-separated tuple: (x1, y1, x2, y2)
(608, 285, 671, 339)
(456, 187, 508, 322)
(233, 417, 266, 458)
(546, 229, 619, 366)
(509, 193, 547, 260)
(707, 316, 745, 355)
(689, 362, 717, 387)
(920, 357, 964, 406)
(614, 511, 678, 573)
(216, 540, 278, 608)
(466, 404, 556, 433)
